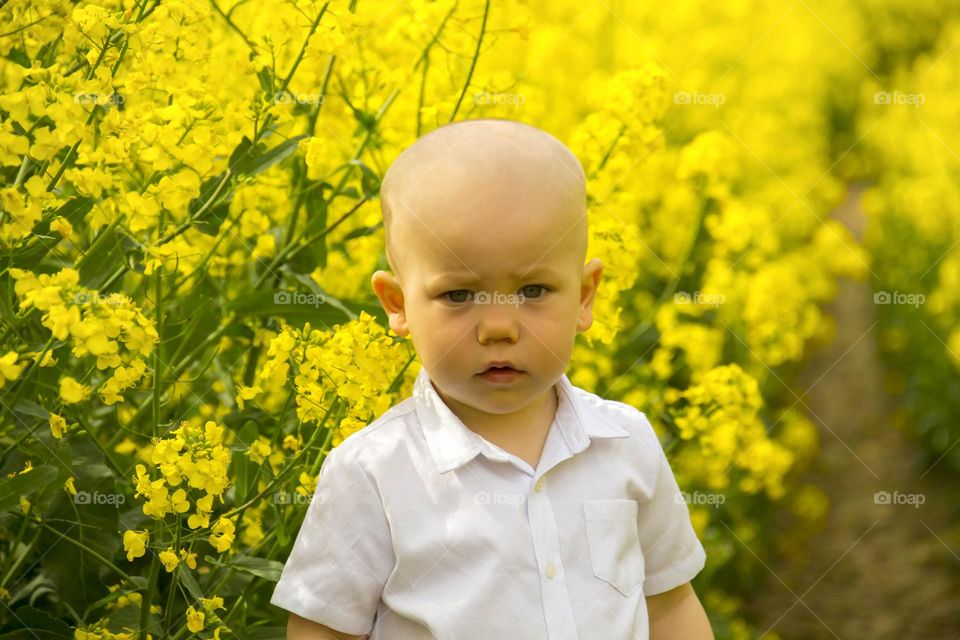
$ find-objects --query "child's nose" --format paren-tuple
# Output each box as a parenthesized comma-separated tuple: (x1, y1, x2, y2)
(476, 308, 520, 344)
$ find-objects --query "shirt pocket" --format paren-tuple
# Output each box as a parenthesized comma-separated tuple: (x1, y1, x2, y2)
(583, 499, 645, 597)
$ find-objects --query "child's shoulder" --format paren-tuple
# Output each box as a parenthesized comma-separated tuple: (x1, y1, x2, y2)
(567, 381, 664, 450)
(324, 394, 419, 465)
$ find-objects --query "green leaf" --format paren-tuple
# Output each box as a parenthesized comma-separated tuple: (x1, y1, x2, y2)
(194, 202, 232, 236)
(178, 565, 205, 600)
(0, 605, 74, 638)
(286, 186, 331, 274)
(230, 134, 307, 177)
(257, 66, 274, 94)
(0, 465, 58, 513)
(247, 134, 308, 175)
(342, 222, 382, 242)
(233, 421, 259, 504)
(347, 159, 381, 198)
(228, 135, 263, 172)
(13, 197, 94, 269)
(11, 398, 50, 421)
(224, 290, 351, 326)
(38, 438, 121, 613)
(245, 628, 288, 639)
(78, 225, 126, 290)
(204, 555, 285, 582)
(188, 172, 235, 237)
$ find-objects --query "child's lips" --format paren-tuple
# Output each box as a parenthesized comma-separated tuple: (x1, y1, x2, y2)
(478, 365, 524, 383)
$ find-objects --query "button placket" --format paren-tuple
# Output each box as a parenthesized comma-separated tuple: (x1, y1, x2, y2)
(527, 477, 577, 639)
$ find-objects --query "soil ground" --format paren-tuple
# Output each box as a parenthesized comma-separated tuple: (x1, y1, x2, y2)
(744, 184, 960, 639)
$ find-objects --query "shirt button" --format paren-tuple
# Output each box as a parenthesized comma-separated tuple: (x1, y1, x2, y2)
(534, 478, 545, 492)
(545, 563, 556, 579)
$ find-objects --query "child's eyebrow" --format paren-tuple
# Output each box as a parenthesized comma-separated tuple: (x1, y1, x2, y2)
(427, 267, 564, 287)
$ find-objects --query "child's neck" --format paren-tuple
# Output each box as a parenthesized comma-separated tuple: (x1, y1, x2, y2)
(437, 384, 559, 471)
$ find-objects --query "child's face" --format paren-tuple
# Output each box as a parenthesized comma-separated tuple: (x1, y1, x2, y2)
(372, 126, 603, 417)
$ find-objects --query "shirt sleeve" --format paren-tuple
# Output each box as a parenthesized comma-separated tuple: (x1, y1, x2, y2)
(270, 443, 395, 635)
(635, 412, 708, 596)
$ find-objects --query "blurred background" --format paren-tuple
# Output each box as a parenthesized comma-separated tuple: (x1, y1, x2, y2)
(0, 0, 959, 638)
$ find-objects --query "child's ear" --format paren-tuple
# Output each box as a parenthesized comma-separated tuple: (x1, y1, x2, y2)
(371, 270, 410, 337)
(576, 258, 603, 333)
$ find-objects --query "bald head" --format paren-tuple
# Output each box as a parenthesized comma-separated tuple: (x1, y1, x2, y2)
(379, 119, 587, 281)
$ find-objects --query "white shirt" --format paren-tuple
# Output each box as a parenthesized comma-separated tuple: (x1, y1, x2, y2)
(270, 367, 707, 639)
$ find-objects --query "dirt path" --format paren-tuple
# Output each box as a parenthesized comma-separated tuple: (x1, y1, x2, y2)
(743, 184, 960, 639)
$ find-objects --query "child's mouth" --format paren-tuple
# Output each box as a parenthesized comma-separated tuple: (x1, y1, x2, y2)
(479, 365, 523, 383)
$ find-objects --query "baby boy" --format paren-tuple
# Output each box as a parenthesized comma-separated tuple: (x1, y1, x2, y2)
(270, 118, 713, 639)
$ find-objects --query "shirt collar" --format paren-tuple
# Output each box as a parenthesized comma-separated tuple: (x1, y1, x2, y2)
(412, 366, 630, 474)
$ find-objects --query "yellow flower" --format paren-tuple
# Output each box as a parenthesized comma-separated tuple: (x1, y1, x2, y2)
(203, 421, 225, 445)
(0, 351, 23, 388)
(299, 136, 329, 180)
(251, 233, 275, 259)
(49, 216, 74, 237)
(186, 605, 205, 633)
(208, 516, 236, 553)
(59, 376, 90, 404)
(50, 413, 68, 439)
(282, 434, 301, 453)
(246, 436, 272, 465)
(123, 530, 148, 561)
(179, 549, 197, 570)
(188, 494, 214, 530)
(114, 437, 137, 455)
(159, 548, 180, 572)
(64, 477, 77, 496)
(235, 384, 261, 410)
(170, 489, 191, 514)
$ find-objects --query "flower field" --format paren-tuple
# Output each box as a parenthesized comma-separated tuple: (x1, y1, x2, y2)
(1, 0, 958, 638)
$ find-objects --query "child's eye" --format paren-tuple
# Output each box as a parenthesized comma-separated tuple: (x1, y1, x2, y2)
(444, 290, 472, 303)
(520, 285, 549, 299)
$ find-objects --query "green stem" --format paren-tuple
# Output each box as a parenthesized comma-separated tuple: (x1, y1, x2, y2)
(414, 3, 456, 137)
(104, 315, 234, 447)
(0, 515, 35, 589)
(5, 513, 134, 582)
(279, 4, 330, 94)
(448, 0, 490, 122)
(162, 515, 183, 637)
(139, 550, 161, 640)
(74, 216, 124, 271)
(209, 0, 257, 52)
(152, 208, 166, 438)
(220, 397, 339, 521)
(1, 336, 55, 406)
(623, 194, 711, 346)
(590, 122, 627, 179)
(75, 417, 126, 477)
